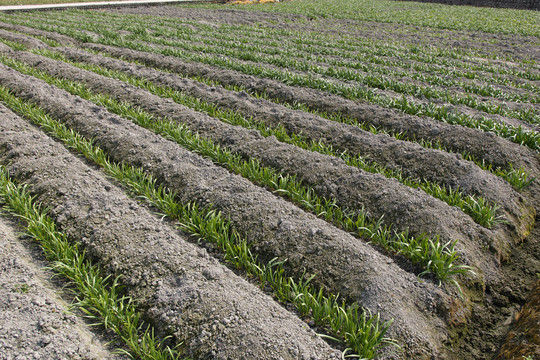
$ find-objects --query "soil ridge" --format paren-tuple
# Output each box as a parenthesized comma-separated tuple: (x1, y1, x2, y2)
(0, 104, 342, 360)
(81, 43, 540, 176)
(0, 63, 457, 359)
(0, 215, 128, 360)
(1, 49, 512, 276)
(54, 46, 535, 240)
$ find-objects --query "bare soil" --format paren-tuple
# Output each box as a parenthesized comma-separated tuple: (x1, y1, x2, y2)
(108, 6, 540, 61)
(81, 41, 540, 175)
(51, 46, 535, 232)
(5, 49, 522, 266)
(0, 61, 454, 359)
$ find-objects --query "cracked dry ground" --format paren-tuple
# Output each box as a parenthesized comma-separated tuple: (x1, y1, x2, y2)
(0, 4, 539, 360)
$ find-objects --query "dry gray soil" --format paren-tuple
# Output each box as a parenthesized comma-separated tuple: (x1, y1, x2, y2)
(0, 5, 538, 360)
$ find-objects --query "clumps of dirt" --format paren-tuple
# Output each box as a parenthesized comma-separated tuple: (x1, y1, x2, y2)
(0, 62, 458, 359)
(81, 43, 540, 179)
(0, 21, 78, 46)
(0, 28, 48, 49)
(493, 205, 540, 360)
(53, 46, 534, 245)
(7, 48, 509, 277)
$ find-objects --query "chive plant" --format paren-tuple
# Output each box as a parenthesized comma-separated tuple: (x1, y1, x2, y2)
(0, 35, 532, 190)
(3, 9, 539, 83)
(174, 26, 539, 92)
(0, 55, 474, 284)
(140, 28, 538, 105)
(183, 0, 540, 37)
(61, 32, 540, 150)
(75, 46, 532, 191)
(115, 27, 538, 120)
(14, 8, 540, 89)
(16, 8, 537, 75)
(0, 86, 399, 359)
(0, 167, 185, 360)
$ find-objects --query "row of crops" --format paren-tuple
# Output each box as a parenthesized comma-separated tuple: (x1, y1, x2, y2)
(2, 8, 539, 157)
(196, 0, 540, 36)
(0, 1, 538, 359)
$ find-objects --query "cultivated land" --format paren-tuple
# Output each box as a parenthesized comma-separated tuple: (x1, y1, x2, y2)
(0, 1, 538, 359)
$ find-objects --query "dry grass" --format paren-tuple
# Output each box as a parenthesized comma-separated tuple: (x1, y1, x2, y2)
(496, 280, 540, 360)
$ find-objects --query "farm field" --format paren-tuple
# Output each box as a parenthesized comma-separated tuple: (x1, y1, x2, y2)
(0, 1, 538, 359)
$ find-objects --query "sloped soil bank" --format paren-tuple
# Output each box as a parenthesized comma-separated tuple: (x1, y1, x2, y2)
(478, 205, 540, 359)
(0, 64, 460, 359)
(0, 19, 537, 175)
(0, 20, 77, 46)
(0, 104, 341, 360)
(0, 215, 127, 360)
(497, 279, 540, 359)
(83, 43, 540, 177)
(4, 49, 517, 262)
(0, 28, 49, 49)
(53, 46, 535, 241)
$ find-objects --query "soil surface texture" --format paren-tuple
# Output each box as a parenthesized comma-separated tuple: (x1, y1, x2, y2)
(0, 216, 129, 360)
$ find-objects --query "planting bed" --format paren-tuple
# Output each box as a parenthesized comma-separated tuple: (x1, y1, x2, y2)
(0, 1, 538, 359)
(0, 215, 129, 360)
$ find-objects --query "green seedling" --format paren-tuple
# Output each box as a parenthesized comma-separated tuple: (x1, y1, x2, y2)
(0, 56, 467, 283)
